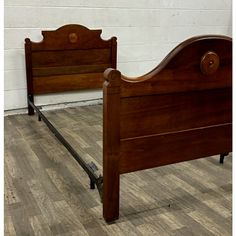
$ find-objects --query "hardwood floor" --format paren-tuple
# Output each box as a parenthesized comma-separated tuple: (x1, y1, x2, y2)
(4, 104, 232, 235)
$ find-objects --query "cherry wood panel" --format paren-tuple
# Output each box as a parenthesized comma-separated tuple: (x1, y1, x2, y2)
(119, 124, 232, 174)
(25, 24, 117, 101)
(31, 49, 111, 68)
(120, 88, 232, 139)
(32, 64, 110, 77)
(33, 73, 104, 94)
(121, 68, 231, 97)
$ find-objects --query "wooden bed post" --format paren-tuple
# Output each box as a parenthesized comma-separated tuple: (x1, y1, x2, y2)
(25, 38, 34, 115)
(103, 68, 121, 222)
(111, 37, 117, 69)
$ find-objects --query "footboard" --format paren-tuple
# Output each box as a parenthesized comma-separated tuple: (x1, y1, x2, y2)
(103, 35, 232, 222)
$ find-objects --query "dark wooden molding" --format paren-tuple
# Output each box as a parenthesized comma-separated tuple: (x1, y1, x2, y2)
(27, 24, 116, 50)
(24, 39, 34, 115)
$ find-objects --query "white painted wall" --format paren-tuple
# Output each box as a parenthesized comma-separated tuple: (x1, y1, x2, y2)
(4, 0, 232, 112)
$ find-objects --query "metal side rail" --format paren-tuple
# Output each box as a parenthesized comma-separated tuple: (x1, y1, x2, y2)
(28, 99, 103, 200)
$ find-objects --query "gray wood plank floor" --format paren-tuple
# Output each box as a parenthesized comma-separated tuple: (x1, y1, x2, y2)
(5, 104, 232, 236)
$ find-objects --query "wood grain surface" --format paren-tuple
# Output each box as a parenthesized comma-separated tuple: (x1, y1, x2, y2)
(25, 24, 117, 100)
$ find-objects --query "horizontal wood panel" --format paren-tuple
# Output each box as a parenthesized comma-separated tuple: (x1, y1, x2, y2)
(31, 48, 111, 68)
(32, 64, 110, 77)
(120, 88, 232, 139)
(121, 67, 232, 97)
(120, 123, 232, 174)
(33, 73, 103, 94)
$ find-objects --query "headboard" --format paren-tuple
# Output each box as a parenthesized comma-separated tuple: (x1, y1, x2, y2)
(25, 24, 117, 114)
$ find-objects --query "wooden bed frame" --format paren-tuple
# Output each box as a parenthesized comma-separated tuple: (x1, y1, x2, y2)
(25, 25, 232, 223)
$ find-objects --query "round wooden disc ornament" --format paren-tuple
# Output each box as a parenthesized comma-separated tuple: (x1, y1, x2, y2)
(69, 33, 78, 43)
(200, 51, 220, 75)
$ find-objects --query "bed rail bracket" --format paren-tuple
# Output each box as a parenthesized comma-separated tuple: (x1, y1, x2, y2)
(87, 162, 99, 189)
(37, 106, 42, 121)
(86, 162, 103, 200)
(87, 161, 99, 172)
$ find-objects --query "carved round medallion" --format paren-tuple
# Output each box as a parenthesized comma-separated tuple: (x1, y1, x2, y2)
(200, 51, 220, 75)
(69, 33, 78, 43)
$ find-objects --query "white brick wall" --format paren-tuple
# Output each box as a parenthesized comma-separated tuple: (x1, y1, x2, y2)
(4, 0, 232, 112)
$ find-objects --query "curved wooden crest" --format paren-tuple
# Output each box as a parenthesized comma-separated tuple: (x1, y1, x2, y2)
(104, 35, 232, 97)
(25, 24, 116, 51)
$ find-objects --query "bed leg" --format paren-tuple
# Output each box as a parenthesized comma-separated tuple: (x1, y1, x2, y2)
(103, 170, 120, 222)
(90, 178, 95, 189)
(103, 69, 121, 222)
(37, 106, 43, 121)
(219, 153, 228, 164)
(28, 95, 35, 115)
(28, 106, 35, 115)
(28, 104, 35, 115)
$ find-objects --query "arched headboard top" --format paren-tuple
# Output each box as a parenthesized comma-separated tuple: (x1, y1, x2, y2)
(25, 24, 116, 51)
(121, 35, 232, 83)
